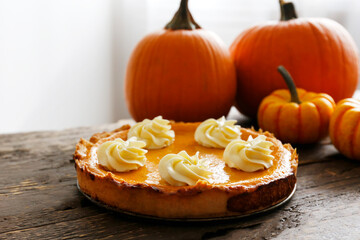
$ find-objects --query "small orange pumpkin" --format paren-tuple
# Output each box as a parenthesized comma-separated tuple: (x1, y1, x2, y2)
(258, 66, 336, 144)
(125, 0, 236, 122)
(329, 98, 360, 160)
(230, 0, 359, 118)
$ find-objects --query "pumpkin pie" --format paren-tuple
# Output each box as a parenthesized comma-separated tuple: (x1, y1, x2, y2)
(74, 121, 298, 219)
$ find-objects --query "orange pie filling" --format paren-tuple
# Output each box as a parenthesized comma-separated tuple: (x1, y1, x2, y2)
(75, 122, 298, 218)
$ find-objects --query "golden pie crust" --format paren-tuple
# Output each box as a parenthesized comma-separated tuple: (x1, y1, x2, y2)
(74, 122, 298, 219)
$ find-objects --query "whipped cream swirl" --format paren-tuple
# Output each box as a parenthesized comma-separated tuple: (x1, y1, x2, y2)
(223, 135, 274, 172)
(128, 116, 175, 149)
(195, 116, 241, 148)
(97, 137, 147, 172)
(159, 151, 212, 186)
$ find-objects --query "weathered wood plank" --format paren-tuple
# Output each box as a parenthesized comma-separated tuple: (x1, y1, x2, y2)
(0, 118, 360, 240)
(1, 171, 359, 240)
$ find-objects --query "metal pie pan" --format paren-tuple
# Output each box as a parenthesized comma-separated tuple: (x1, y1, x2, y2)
(77, 182, 297, 222)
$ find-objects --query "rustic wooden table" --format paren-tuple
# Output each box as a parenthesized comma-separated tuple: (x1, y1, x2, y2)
(1, 112, 360, 239)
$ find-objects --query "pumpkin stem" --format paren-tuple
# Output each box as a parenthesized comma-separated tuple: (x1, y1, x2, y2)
(279, 0, 298, 21)
(277, 66, 301, 104)
(165, 0, 201, 30)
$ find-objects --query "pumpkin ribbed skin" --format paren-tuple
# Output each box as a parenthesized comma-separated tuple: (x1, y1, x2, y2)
(125, 29, 236, 122)
(329, 98, 360, 160)
(230, 18, 359, 118)
(258, 88, 335, 144)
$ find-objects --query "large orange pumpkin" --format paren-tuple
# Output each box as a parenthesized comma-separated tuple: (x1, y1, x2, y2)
(329, 98, 360, 160)
(230, 0, 359, 118)
(125, 0, 236, 122)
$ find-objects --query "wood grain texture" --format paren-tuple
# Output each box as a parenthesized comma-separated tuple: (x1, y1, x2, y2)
(1, 116, 359, 240)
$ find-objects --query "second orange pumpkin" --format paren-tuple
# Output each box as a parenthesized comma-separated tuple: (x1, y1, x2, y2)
(230, 0, 358, 118)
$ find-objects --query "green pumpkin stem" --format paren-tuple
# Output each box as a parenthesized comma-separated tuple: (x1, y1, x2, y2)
(277, 66, 301, 104)
(279, 0, 298, 21)
(165, 0, 201, 30)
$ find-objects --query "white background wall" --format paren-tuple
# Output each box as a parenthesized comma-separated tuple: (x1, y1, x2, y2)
(0, 0, 114, 133)
(0, 0, 359, 133)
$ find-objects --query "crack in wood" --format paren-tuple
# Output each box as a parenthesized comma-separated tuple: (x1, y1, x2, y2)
(201, 223, 262, 239)
(298, 158, 336, 166)
(0, 212, 108, 235)
(297, 175, 360, 193)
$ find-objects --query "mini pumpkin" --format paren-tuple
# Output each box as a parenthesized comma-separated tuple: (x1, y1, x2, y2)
(125, 0, 236, 122)
(230, 0, 359, 118)
(329, 98, 360, 160)
(258, 66, 336, 144)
